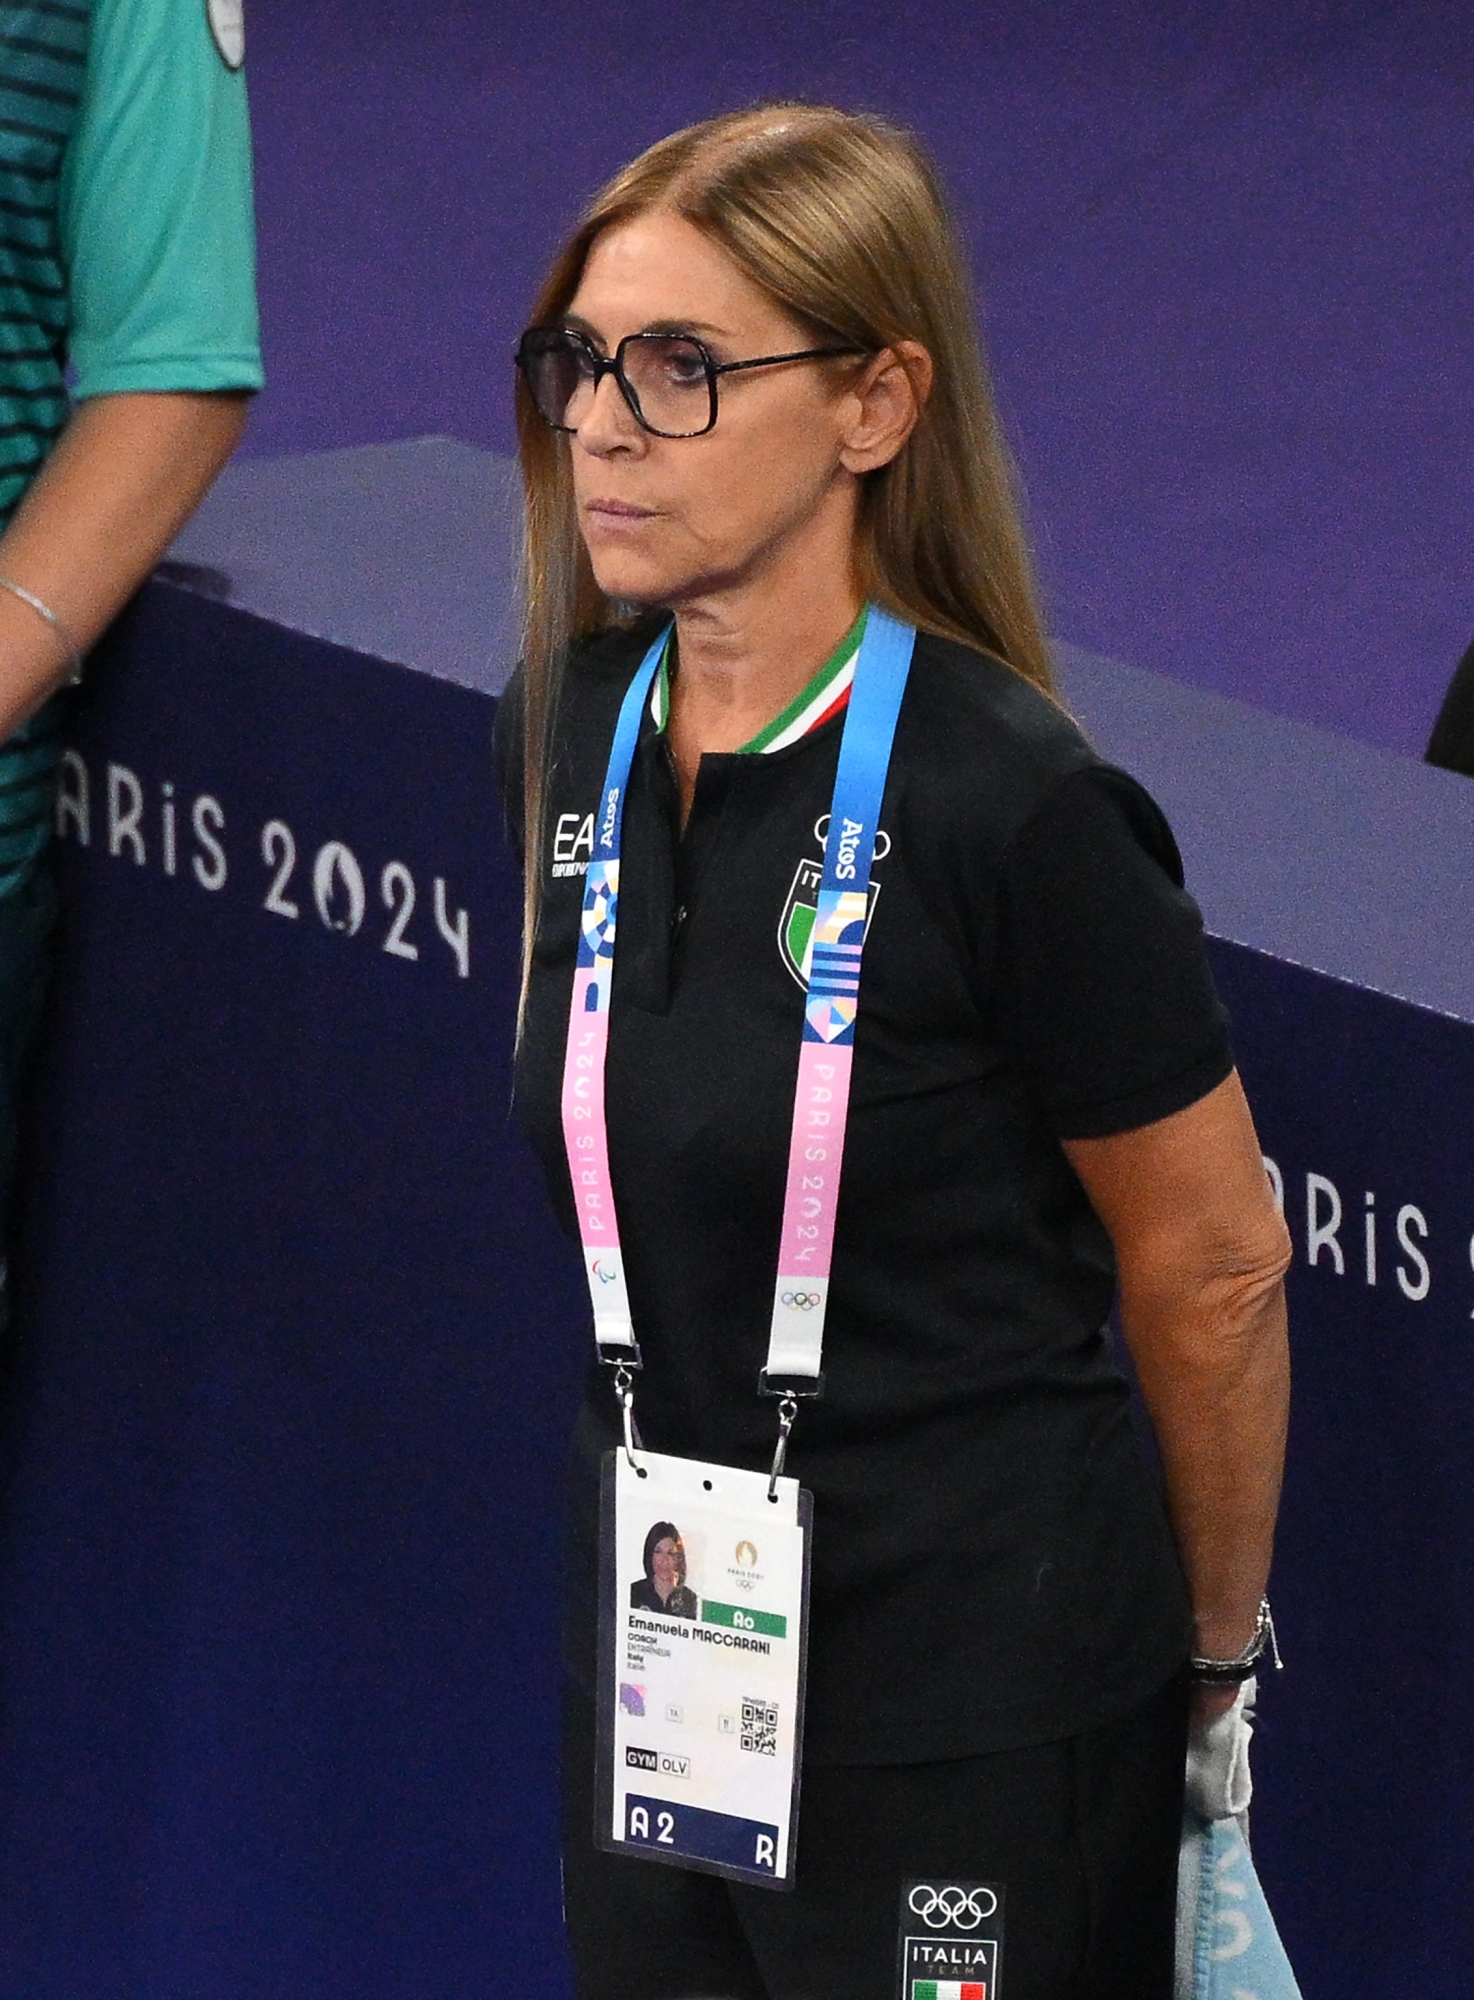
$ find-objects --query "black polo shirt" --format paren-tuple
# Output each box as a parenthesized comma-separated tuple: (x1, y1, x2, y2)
(493, 619, 1233, 1765)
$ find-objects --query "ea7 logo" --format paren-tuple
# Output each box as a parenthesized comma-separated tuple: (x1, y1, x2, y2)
(552, 811, 595, 878)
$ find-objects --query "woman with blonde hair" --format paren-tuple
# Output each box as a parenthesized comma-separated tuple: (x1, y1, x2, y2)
(494, 103, 1290, 1999)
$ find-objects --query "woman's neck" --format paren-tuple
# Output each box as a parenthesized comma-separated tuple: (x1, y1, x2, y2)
(664, 571, 863, 823)
(670, 590, 861, 747)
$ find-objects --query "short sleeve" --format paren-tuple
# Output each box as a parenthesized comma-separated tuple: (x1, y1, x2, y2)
(995, 765, 1233, 1138)
(58, 0, 263, 398)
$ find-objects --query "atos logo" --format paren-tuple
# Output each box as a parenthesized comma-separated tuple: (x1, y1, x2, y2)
(813, 814, 890, 862)
(833, 815, 865, 882)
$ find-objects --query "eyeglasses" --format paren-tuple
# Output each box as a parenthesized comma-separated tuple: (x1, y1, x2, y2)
(515, 326, 868, 440)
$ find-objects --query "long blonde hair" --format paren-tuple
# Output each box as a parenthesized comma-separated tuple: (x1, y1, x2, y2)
(515, 104, 1052, 977)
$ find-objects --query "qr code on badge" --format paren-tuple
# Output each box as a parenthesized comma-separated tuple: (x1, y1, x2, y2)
(740, 1697, 778, 1756)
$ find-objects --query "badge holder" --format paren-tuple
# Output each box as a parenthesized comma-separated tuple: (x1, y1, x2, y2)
(596, 1418, 813, 1889)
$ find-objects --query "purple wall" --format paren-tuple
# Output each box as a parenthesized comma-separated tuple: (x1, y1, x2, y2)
(242, 0, 1472, 759)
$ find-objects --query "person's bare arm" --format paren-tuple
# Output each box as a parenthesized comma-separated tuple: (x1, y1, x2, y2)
(1063, 1070, 1291, 1719)
(0, 389, 250, 739)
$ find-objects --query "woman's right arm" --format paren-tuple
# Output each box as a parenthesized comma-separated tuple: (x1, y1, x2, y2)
(994, 763, 1291, 1718)
(1064, 1071, 1291, 1719)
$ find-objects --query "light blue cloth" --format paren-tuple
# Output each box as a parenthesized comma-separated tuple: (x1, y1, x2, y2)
(0, 0, 262, 899)
(1176, 1812, 1304, 2000)
(62, 0, 264, 403)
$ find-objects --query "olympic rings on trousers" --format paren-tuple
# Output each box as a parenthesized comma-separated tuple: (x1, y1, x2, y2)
(780, 1291, 822, 1310)
(907, 1883, 999, 1929)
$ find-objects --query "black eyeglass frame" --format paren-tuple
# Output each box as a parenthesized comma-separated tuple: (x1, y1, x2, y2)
(515, 326, 870, 439)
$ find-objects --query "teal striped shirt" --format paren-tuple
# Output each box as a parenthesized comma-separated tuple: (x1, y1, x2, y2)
(0, 0, 262, 898)
(0, 0, 88, 896)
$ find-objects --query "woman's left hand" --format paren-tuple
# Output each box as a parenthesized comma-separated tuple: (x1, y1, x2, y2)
(1185, 1678, 1258, 1822)
(1191, 1681, 1243, 1728)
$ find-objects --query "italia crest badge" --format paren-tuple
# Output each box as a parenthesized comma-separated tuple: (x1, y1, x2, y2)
(779, 819, 889, 989)
(207, 0, 245, 70)
(779, 858, 882, 989)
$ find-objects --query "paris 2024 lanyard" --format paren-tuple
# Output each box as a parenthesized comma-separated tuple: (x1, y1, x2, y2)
(560, 603, 915, 1887)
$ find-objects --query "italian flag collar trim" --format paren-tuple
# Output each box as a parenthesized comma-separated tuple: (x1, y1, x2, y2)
(649, 605, 867, 753)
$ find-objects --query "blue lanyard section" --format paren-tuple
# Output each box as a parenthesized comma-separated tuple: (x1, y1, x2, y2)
(575, 627, 669, 977)
(817, 608, 913, 897)
(800, 608, 914, 1046)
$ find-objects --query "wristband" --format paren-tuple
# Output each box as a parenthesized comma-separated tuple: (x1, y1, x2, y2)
(1189, 1596, 1282, 1685)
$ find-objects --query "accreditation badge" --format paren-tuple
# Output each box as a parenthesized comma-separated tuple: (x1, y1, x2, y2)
(597, 1448, 812, 1888)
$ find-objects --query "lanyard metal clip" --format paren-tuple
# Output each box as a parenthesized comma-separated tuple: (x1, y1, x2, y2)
(767, 1396, 799, 1501)
(613, 1363, 643, 1470)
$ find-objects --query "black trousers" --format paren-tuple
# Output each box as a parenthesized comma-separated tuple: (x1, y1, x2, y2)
(563, 1670, 1188, 2000)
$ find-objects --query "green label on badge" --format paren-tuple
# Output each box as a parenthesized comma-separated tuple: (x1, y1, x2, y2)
(702, 1599, 788, 1639)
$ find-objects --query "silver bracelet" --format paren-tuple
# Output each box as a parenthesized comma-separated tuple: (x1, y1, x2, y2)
(1189, 1596, 1283, 1685)
(0, 574, 83, 685)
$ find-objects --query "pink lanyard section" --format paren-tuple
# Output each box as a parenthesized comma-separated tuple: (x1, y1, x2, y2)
(559, 630, 664, 1360)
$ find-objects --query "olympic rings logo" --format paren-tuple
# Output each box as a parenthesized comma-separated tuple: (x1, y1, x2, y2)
(780, 1291, 822, 1310)
(907, 1884, 999, 1930)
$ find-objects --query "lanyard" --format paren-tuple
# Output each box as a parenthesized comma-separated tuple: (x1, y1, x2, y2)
(560, 606, 916, 1450)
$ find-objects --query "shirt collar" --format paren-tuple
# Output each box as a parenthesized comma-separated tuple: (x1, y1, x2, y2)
(649, 606, 868, 753)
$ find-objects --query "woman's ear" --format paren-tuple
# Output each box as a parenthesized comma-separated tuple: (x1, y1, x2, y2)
(838, 341, 933, 475)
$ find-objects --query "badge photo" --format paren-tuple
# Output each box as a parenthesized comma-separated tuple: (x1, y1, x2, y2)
(897, 1879, 1004, 2000)
(206, 0, 245, 70)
